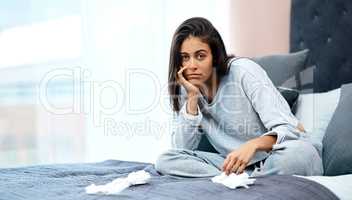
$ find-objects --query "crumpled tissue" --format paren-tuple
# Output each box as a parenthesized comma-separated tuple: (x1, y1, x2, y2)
(85, 170, 151, 195)
(211, 172, 256, 189)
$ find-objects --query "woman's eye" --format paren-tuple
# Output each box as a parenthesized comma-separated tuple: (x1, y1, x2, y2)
(197, 54, 206, 60)
(181, 55, 189, 61)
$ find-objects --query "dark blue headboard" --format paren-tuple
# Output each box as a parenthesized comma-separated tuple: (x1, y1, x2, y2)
(290, 0, 352, 92)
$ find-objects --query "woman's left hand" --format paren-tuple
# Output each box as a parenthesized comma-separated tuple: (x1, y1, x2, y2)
(222, 141, 258, 175)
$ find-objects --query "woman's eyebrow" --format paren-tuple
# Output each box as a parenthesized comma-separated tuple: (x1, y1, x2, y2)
(195, 49, 208, 54)
(180, 49, 208, 55)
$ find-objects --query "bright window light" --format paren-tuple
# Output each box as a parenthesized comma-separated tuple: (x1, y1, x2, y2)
(0, 15, 81, 68)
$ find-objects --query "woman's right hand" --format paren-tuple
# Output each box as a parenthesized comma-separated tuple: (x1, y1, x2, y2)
(176, 66, 200, 115)
(176, 66, 200, 96)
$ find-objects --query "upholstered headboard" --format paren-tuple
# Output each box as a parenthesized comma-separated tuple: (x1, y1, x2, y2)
(290, 0, 352, 92)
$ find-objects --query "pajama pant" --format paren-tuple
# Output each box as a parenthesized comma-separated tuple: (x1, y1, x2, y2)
(155, 140, 323, 178)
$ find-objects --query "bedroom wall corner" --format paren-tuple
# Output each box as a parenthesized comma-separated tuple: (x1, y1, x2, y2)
(228, 0, 291, 57)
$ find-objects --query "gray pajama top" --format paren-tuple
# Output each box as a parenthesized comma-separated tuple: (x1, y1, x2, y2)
(172, 57, 303, 165)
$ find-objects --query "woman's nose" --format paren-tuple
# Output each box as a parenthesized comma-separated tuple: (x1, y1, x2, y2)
(188, 58, 197, 70)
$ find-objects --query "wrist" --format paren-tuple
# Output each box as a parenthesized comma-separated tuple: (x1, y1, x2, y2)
(186, 96, 198, 116)
(187, 91, 199, 98)
(251, 135, 277, 152)
(186, 103, 198, 116)
(247, 139, 260, 151)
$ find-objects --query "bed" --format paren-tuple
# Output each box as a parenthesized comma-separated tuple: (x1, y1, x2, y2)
(1, 0, 352, 199)
(0, 160, 345, 200)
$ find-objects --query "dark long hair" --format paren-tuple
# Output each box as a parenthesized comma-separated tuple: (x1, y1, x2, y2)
(168, 17, 234, 112)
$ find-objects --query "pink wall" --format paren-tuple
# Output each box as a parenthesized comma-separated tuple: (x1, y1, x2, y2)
(228, 0, 291, 57)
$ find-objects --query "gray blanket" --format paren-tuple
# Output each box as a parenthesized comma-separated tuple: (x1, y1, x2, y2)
(0, 160, 338, 200)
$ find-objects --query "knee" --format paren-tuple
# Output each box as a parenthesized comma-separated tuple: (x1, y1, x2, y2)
(275, 140, 317, 154)
(268, 140, 323, 175)
(155, 149, 184, 175)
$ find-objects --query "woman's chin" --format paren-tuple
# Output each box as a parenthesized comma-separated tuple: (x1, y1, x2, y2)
(189, 79, 204, 87)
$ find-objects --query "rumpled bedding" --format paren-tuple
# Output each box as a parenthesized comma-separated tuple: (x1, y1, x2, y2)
(0, 160, 338, 200)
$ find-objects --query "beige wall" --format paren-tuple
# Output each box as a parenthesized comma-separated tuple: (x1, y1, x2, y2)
(228, 0, 291, 57)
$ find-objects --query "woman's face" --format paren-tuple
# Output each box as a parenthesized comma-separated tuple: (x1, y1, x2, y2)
(179, 36, 213, 88)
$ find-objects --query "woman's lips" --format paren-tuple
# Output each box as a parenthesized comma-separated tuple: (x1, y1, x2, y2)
(187, 74, 202, 79)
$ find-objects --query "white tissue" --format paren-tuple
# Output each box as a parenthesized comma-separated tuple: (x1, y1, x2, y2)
(211, 172, 255, 189)
(85, 170, 151, 195)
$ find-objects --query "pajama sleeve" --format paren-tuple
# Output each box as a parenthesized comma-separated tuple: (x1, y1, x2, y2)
(240, 65, 302, 145)
(171, 101, 204, 150)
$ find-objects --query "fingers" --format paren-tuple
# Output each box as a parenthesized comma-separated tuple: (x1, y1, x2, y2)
(236, 164, 246, 174)
(222, 155, 234, 175)
(223, 155, 248, 175)
(176, 66, 200, 95)
(231, 160, 242, 175)
(222, 157, 230, 172)
(177, 65, 188, 76)
(178, 65, 188, 72)
(224, 157, 237, 175)
(176, 66, 188, 84)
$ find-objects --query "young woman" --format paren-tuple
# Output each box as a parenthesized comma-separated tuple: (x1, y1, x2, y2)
(155, 17, 323, 177)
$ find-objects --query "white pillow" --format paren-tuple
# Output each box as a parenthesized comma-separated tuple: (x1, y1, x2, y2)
(295, 88, 341, 155)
